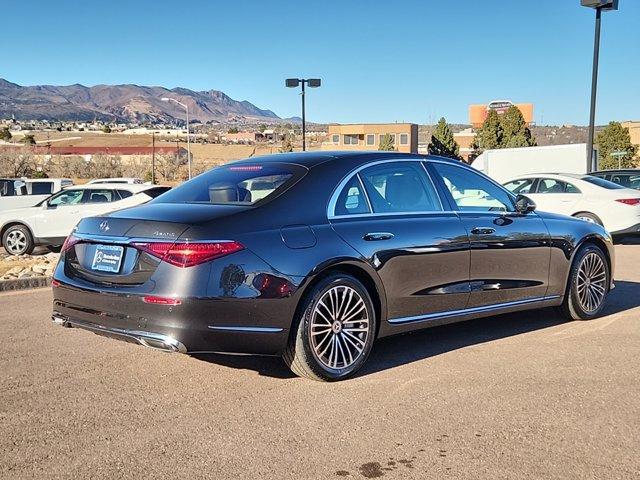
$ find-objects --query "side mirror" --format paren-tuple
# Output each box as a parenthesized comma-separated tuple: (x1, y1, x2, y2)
(515, 194, 536, 214)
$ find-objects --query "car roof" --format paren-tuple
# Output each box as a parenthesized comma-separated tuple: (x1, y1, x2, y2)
(592, 169, 640, 174)
(226, 151, 461, 168)
(64, 183, 162, 192)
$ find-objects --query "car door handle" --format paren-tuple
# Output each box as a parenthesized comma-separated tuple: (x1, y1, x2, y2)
(471, 227, 495, 235)
(363, 232, 394, 241)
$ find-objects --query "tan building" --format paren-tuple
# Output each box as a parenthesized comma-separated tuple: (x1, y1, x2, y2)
(453, 128, 477, 163)
(622, 121, 640, 155)
(469, 100, 534, 128)
(323, 123, 418, 153)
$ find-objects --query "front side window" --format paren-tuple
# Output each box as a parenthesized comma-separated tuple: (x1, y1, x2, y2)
(48, 189, 84, 207)
(504, 178, 535, 194)
(359, 162, 442, 213)
(154, 163, 305, 205)
(433, 163, 513, 212)
(333, 175, 370, 216)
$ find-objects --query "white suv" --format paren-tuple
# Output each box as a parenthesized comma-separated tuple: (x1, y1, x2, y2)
(0, 183, 170, 255)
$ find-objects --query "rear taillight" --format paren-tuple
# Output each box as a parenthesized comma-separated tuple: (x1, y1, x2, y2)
(132, 241, 244, 268)
(61, 234, 80, 253)
(615, 198, 640, 206)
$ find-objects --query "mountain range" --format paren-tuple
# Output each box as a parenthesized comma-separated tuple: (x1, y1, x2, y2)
(0, 78, 281, 124)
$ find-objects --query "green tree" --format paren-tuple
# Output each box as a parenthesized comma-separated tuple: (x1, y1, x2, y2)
(227, 127, 239, 134)
(378, 133, 396, 151)
(20, 134, 36, 146)
(428, 117, 460, 159)
(474, 110, 503, 150)
(500, 106, 536, 148)
(596, 121, 638, 170)
(0, 127, 11, 142)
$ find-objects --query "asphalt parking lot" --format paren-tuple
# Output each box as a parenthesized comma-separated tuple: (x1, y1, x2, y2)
(1, 240, 639, 479)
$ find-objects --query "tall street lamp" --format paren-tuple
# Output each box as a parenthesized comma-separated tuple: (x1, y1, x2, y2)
(285, 78, 321, 151)
(161, 97, 192, 179)
(581, 0, 619, 172)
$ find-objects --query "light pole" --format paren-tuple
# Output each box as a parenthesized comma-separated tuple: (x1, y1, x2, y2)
(285, 78, 321, 151)
(581, 0, 619, 172)
(161, 97, 191, 179)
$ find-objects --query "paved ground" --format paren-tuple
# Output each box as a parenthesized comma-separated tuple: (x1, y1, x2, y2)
(1, 243, 639, 479)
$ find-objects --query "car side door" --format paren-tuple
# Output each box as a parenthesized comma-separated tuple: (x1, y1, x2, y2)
(33, 188, 85, 239)
(429, 161, 551, 308)
(328, 160, 471, 322)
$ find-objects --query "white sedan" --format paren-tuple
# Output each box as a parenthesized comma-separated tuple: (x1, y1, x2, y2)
(0, 183, 170, 255)
(504, 173, 640, 236)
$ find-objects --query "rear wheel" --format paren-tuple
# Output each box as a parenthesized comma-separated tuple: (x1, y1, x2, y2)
(2, 225, 34, 256)
(284, 273, 376, 381)
(560, 243, 609, 320)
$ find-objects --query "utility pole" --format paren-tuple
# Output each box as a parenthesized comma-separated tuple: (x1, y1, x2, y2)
(151, 132, 156, 184)
(581, 0, 619, 172)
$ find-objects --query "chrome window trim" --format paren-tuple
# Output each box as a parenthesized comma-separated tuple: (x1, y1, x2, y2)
(327, 158, 446, 219)
(388, 295, 562, 325)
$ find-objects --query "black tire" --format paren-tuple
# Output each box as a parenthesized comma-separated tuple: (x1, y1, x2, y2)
(283, 273, 377, 381)
(2, 224, 35, 256)
(572, 212, 603, 226)
(560, 243, 610, 321)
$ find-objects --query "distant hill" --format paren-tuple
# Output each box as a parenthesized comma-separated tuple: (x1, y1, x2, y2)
(0, 78, 280, 124)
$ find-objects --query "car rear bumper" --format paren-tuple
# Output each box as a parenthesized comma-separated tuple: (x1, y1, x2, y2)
(52, 282, 292, 355)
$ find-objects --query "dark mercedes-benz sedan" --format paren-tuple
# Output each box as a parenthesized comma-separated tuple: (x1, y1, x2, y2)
(52, 152, 615, 381)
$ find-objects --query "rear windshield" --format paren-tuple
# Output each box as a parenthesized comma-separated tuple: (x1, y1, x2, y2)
(153, 163, 306, 205)
(582, 176, 626, 190)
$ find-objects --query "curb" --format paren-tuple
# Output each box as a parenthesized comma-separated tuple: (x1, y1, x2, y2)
(0, 276, 52, 292)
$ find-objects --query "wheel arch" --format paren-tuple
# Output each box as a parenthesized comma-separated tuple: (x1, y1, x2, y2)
(0, 221, 35, 242)
(566, 233, 614, 296)
(571, 211, 603, 225)
(293, 259, 387, 339)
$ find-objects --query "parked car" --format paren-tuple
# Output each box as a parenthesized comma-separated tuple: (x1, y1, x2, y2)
(590, 169, 640, 190)
(0, 178, 73, 210)
(52, 152, 614, 381)
(86, 177, 145, 185)
(503, 173, 640, 236)
(0, 183, 170, 255)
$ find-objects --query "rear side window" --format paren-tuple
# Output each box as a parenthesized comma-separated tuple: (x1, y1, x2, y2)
(334, 175, 370, 216)
(142, 187, 171, 198)
(359, 162, 442, 213)
(581, 176, 626, 190)
(154, 163, 305, 205)
(536, 178, 567, 194)
(116, 190, 134, 200)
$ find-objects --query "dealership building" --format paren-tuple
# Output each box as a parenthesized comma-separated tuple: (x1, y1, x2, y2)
(469, 100, 534, 128)
(322, 123, 418, 153)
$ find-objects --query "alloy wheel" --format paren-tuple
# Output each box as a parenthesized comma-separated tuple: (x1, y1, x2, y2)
(576, 252, 607, 313)
(310, 285, 370, 370)
(5, 230, 27, 255)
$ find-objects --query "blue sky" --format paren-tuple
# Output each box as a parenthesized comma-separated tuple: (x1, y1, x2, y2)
(4, 0, 639, 125)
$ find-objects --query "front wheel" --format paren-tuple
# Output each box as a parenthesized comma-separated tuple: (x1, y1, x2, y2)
(560, 244, 609, 320)
(284, 273, 377, 381)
